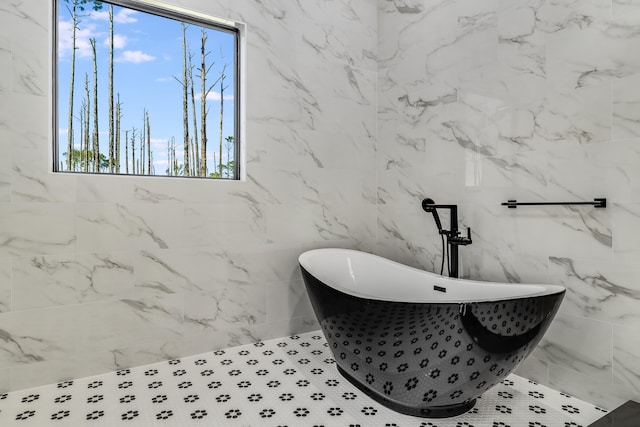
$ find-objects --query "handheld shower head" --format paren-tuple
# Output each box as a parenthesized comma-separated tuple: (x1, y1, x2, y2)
(422, 198, 443, 232)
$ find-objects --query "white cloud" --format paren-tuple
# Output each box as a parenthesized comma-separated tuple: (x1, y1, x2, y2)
(155, 77, 171, 83)
(103, 33, 127, 49)
(115, 50, 155, 63)
(91, 9, 138, 24)
(57, 20, 100, 58)
(195, 91, 235, 102)
(59, 128, 68, 136)
(150, 138, 168, 147)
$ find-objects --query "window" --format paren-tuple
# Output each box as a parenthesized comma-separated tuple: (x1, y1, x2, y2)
(54, 0, 240, 179)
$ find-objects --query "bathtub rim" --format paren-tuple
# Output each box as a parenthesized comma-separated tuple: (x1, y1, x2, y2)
(299, 248, 565, 304)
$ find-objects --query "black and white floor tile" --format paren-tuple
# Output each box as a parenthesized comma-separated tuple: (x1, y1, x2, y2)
(0, 331, 608, 426)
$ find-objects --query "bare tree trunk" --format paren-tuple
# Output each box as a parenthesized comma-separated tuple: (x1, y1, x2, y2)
(84, 72, 90, 172)
(115, 93, 121, 173)
(125, 129, 129, 174)
(146, 110, 151, 174)
(225, 136, 233, 178)
(108, 4, 114, 173)
(140, 117, 145, 175)
(188, 52, 200, 175)
(131, 127, 137, 174)
(66, 0, 79, 171)
(172, 137, 177, 175)
(78, 102, 85, 171)
(90, 38, 99, 173)
(198, 29, 222, 177)
(218, 70, 226, 177)
(180, 23, 190, 176)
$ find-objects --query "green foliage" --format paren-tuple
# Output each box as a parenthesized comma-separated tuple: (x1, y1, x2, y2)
(63, 149, 108, 171)
(65, 0, 103, 12)
(166, 164, 184, 176)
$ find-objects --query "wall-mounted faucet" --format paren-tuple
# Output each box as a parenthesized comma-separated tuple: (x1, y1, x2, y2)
(422, 198, 472, 278)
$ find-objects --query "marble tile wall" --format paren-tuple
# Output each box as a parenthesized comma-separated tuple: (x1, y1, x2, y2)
(376, 0, 640, 410)
(4, 0, 639, 408)
(0, 0, 377, 391)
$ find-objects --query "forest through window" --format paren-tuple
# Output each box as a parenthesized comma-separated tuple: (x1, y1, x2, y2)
(55, 0, 239, 179)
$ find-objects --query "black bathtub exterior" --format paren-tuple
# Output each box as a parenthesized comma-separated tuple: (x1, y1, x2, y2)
(300, 266, 564, 418)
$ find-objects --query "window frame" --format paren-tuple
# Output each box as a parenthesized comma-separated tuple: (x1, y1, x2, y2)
(52, 0, 242, 180)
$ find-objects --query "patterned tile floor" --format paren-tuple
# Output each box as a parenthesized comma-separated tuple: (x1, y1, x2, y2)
(0, 331, 608, 426)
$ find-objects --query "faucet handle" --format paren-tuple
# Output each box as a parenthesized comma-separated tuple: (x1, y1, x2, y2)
(450, 227, 472, 245)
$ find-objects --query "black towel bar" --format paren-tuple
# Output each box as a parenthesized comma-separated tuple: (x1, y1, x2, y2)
(501, 198, 606, 209)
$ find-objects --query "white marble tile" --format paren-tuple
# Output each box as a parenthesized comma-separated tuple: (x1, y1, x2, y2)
(8, 359, 79, 392)
(4, 1, 47, 98)
(75, 174, 135, 203)
(76, 203, 184, 252)
(0, 368, 9, 393)
(0, 258, 10, 313)
(134, 248, 214, 294)
(222, 245, 305, 286)
(467, 247, 549, 285)
(12, 252, 134, 311)
(612, 203, 640, 256)
(12, 148, 76, 203)
(74, 295, 184, 355)
(497, 1, 546, 84)
(533, 313, 613, 383)
(543, 144, 609, 202)
(613, 72, 640, 140)
(613, 324, 640, 400)
(548, 363, 633, 411)
(538, 84, 612, 146)
(0, 155, 9, 203)
(183, 286, 266, 336)
(604, 140, 640, 203)
(612, 0, 640, 25)
(537, 0, 610, 34)
(547, 24, 640, 93)
(511, 205, 612, 259)
(0, 203, 76, 258)
(266, 280, 313, 323)
(514, 356, 549, 386)
(0, 307, 76, 368)
(0, 36, 10, 93)
(0, 92, 48, 151)
(548, 256, 640, 327)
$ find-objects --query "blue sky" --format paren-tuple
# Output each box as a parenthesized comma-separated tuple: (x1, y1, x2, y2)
(57, 0, 236, 176)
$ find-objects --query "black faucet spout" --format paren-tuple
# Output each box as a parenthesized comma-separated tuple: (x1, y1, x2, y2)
(422, 198, 472, 278)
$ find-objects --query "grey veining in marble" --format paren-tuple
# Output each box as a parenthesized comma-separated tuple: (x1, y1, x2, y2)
(376, 0, 640, 406)
(0, 0, 377, 392)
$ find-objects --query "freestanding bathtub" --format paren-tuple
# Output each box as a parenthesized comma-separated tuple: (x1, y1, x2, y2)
(299, 249, 565, 418)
